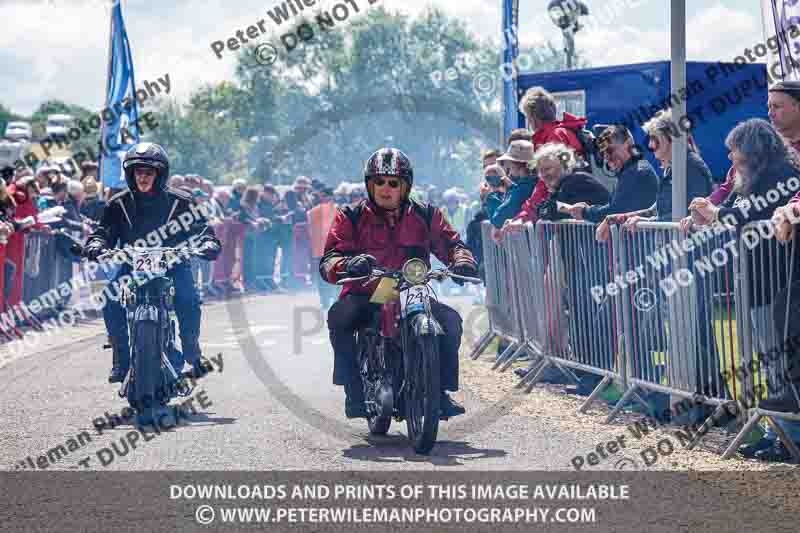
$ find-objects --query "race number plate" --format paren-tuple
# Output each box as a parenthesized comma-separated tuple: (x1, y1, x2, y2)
(400, 285, 427, 318)
(132, 251, 167, 277)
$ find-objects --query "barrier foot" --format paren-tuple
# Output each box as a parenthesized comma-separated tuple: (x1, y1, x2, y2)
(605, 384, 639, 424)
(493, 341, 519, 368)
(524, 358, 554, 394)
(686, 403, 732, 451)
(579, 375, 612, 414)
(765, 413, 800, 463)
(631, 391, 651, 413)
(468, 331, 495, 361)
(493, 343, 525, 372)
(514, 359, 545, 389)
(722, 410, 762, 460)
(500, 343, 539, 372)
(24, 312, 44, 332)
(550, 359, 581, 385)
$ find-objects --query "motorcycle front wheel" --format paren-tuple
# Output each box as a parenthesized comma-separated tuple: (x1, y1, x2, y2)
(129, 321, 162, 426)
(405, 333, 440, 454)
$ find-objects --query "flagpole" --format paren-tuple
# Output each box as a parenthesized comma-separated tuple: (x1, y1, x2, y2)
(98, 2, 115, 189)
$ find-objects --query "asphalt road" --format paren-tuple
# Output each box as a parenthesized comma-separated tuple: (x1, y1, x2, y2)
(0, 290, 591, 471)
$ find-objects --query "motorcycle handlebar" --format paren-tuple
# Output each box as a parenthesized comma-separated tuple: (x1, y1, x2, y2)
(92, 246, 205, 265)
(336, 268, 481, 286)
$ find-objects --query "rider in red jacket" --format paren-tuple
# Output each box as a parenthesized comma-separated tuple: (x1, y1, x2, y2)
(321, 148, 477, 419)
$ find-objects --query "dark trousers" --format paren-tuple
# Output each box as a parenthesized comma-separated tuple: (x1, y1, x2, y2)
(259, 229, 278, 280)
(327, 293, 463, 392)
(103, 264, 202, 365)
(276, 224, 293, 285)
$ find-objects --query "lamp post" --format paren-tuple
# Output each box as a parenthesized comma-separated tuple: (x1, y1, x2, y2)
(547, 0, 589, 70)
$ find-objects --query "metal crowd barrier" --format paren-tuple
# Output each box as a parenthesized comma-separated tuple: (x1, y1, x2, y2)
(718, 221, 800, 460)
(467, 221, 526, 362)
(476, 215, 800, 460)
(606, 221, 740, 435)
(509, 221, 628, 412)
(23, 233, 64, 315)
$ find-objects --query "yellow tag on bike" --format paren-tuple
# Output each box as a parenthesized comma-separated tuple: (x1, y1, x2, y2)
(370, 278, 399, 304)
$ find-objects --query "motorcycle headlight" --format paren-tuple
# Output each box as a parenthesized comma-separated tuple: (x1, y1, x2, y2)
(402, 258, 428, 285)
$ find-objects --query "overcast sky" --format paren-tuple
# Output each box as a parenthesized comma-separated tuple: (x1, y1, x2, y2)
(0, 0, 765, 116)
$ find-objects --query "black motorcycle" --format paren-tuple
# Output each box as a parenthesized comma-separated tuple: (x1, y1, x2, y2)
(337, 258, 480, 454)
(88, 245, 207, 426)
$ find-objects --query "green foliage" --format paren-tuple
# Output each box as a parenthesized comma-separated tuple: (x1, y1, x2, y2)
(2, 7, 587, 190)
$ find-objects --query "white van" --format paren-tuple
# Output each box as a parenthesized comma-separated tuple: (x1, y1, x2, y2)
(46, 114, 74, 139)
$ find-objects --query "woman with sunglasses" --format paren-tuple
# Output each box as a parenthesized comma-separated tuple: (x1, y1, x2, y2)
(595, 110, 713, 240)
(319, 147, 478, 420)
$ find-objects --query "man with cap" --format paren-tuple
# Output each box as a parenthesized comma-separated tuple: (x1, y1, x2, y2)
(563, 125, 658, 223)
(487, 140, 538, 228)
(80, 161, 99, 182)
(321, 148, 478, 419)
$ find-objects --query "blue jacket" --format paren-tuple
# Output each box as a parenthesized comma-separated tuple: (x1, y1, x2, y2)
(583, 157, 658, 223)
(485, 175, 537, 228)
(655, 151, 714, 221)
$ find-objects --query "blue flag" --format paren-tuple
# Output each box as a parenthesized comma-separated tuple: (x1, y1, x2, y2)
(99, 1, 140, 189)
(501, 0, 520, 143)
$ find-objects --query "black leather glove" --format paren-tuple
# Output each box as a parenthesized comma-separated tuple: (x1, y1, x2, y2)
(451, 261, 478, 286)
(197, 241, 221, 261)
(345, 254, 377, 277)
(83, 243, 107, 261)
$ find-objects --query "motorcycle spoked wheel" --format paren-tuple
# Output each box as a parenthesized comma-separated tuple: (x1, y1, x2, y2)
(405, 333, 440, 454)
(358, 332, 392, 435)
(128, 321, 168, 427)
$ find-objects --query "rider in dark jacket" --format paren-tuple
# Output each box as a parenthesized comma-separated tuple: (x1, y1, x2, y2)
(321, 148, 478, 419)
(84, 143, 221, 383)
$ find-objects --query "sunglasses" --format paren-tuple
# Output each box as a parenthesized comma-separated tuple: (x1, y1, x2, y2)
(373, 178, 401, 188)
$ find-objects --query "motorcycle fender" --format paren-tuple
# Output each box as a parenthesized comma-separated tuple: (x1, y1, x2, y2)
(410, 313, 444, 337)
(133, 304, 160, 323)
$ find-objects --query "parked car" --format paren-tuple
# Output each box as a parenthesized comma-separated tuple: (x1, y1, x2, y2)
(4, 121, 32, 141)
(46, 114, 74, 139)
(0, 138, 30, 169)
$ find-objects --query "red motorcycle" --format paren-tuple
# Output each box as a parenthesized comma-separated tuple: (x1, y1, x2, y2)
(338, 258, 480, 454)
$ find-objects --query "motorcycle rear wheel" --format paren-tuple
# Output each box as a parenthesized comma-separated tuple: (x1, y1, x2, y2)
(368, 415, 391, 435)
(405, 333, 440, 454)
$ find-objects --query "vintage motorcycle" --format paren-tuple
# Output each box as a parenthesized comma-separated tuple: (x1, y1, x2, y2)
(85, 244, 208, 426)
(337, 258, 480, 454)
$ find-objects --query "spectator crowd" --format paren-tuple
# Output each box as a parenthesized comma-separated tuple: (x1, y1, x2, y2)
(4, 81, 800, 464)
(462, 83, 800, 464)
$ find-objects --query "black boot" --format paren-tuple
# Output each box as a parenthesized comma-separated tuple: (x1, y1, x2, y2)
(344, 381, 367, 419)
(754, 440, 795, 462)
(440, 392, 465, 418)
(184, 340, 213, 379)
(108, 336, 130, 384)
(738, 437, 775, 459)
